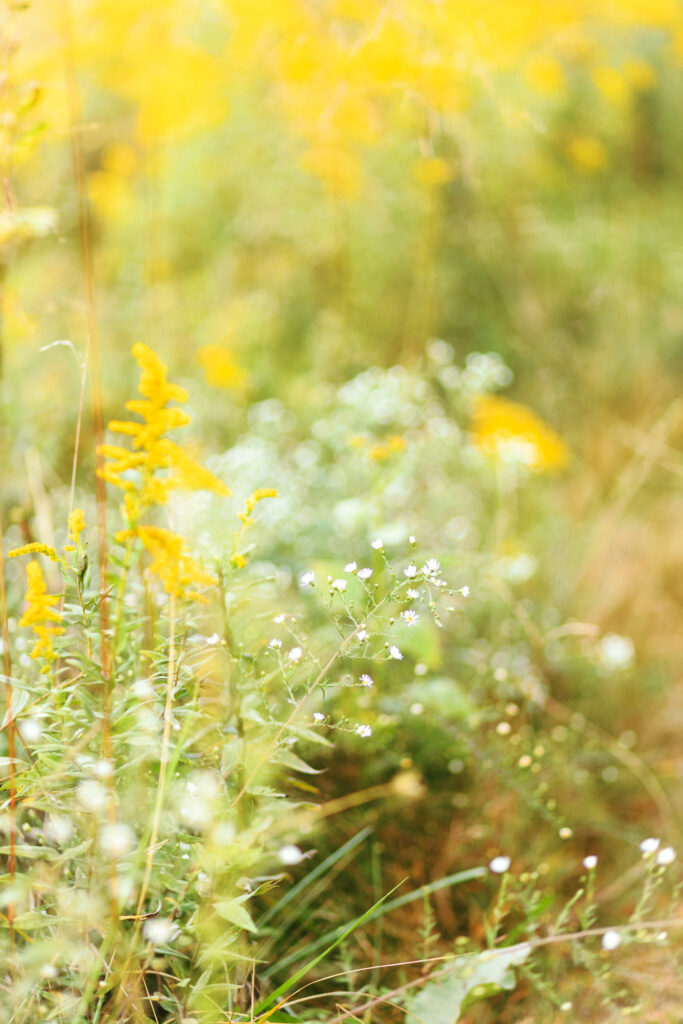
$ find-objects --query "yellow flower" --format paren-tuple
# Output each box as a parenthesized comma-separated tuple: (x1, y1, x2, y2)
(117, 526, 216, 601)
(368, 435, 406, 461)
(239, 488, 279, 524)
(471, 395, 568, 472)
(98, 343, 230, 524)
(68, 509, 86, 544)
(197, 345, 248, 390)
(566, 136, 608, 174)
(8, 542, 60, 562)
(19, 561, 64, 662)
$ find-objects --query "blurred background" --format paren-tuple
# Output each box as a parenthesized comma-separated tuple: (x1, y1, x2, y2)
(2, 1, 683, 1018)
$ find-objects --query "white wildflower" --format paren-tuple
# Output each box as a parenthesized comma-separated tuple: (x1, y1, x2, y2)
(331, 579, 347, 592)
(357, 567, 373, 580)
(371, 539, 383, 549)
(299, 571, 315, 586)
(423, 558, 440, 575)
(313, 712, 325, 723)
(273, 613, 286, 623)
(656, 846, 676, 866)
(268, 638, 282, 649)
(356, 724, 372, 738)
(489, 856, 511, 874)
(100, 823, 135, 859)
(640, 837, 660, 855)
(601, 930, 622, 951)
(389, 645, 403, 660)
(459, 585, 470, 597)
(359, 674, 374, 687)
(205, 633, 220, 646)
(403, 564, 419, 579)
(401, 610, 419, 627)
(144, 917, 179, 946)
(76, 780, 107, 812)
(344, 561, 357, 573)
(278, 844, 304, 865)
(356, 628, 369, 641)
(288, 647, 303, 662)
(583, 855, 598, 870)
(406, 588, 419, 599)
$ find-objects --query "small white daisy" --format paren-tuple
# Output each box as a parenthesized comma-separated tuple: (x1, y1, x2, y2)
(278, 844, 304, 865)
(344, 561, 357, 573)
(459, 585, 470, 597)
(357, 567, 373, 580)
(356, 628, 369, 641)
(640, 837, 660, 855)
(489, 856, 511, 874)
(601, 930, 622, 951)
(331, 579, 347, 592)
(273, 613, 286, 624)
(389, 645, 403, 660)
(409, 535, 416, 544)
(583, 855, 598, 870)
(401, 610, 419, 627)
(423, 558, 440, 575)
(406, 588, 419, 599)
(656, 846, 676, 866)
(356, 724, 372, 738)
(403, 564, 419, 579)
(144, 917, 179, 946)
(299, 571, 315, 586)
(205, 633, 221, 646)
(287, 647, 303, 662)
(313, 712, 325, 722)
(359, 674, 374, 687)
(371, 539, 383, 549)
(268, 638, 282, 649)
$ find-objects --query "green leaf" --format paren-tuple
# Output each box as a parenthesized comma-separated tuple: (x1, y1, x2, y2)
(214, 898, 258, 933)
(271, 748, 323, 774)
(404, 944, 531, 1024)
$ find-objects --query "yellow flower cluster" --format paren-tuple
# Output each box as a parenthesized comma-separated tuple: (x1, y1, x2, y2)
(99, 343, 230, 527)
(197, 345, 248, 391)
(99, 343, 230, 598)
(19, 561, 64, 663)
(471, 395, 568, 472)
(116, 526, 216, 602)
(23, 0, 678, 195)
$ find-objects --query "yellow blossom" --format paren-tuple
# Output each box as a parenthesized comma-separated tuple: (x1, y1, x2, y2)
(68, 509, 86, 544)
(368, 436, 406, 461)
(117, 526, 216, 601)
(239, 488, 279, 524)
(471, 395, 568, 472)
(566, 136, 608, 174)
(98, 343, 230, 524)
(19, 561, 64, 662)
(9, 542, 60, 562)
(197, 345, 249, 390)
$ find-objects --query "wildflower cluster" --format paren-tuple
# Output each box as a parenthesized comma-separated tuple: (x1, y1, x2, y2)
(99, 343, 230, 597)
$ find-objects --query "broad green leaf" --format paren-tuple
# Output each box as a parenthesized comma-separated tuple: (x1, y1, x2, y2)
(404, 944, 531, 1024)
(271, 748, 323, 774)
(215, 898, 258, 933)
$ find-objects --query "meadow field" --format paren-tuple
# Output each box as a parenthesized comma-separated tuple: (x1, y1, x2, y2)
(1, 2, 682, 1021)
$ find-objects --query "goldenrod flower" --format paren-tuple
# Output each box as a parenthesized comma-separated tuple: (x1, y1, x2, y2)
(19, 561, 64, 662)
(471, 395, 568, 472)
(8, 542, 60, 562)
(98, 343, 230, 525)
(117, 526, 216, 601)
(239, 488, 279, 524)
(68, 508, 86, 544)
(197, 345, 248, 390)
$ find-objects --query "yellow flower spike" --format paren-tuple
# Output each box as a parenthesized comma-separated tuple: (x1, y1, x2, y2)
(68, 508, 85, 544)
(9, 542, 61, 563)
(19, 561, 64, 661)
(98, 343, 230, 525)
(471, 395, 568, 473)
(122, 526, 216, 600)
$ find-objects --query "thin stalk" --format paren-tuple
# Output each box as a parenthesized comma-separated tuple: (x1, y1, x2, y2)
(0, 512, 16, 964)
